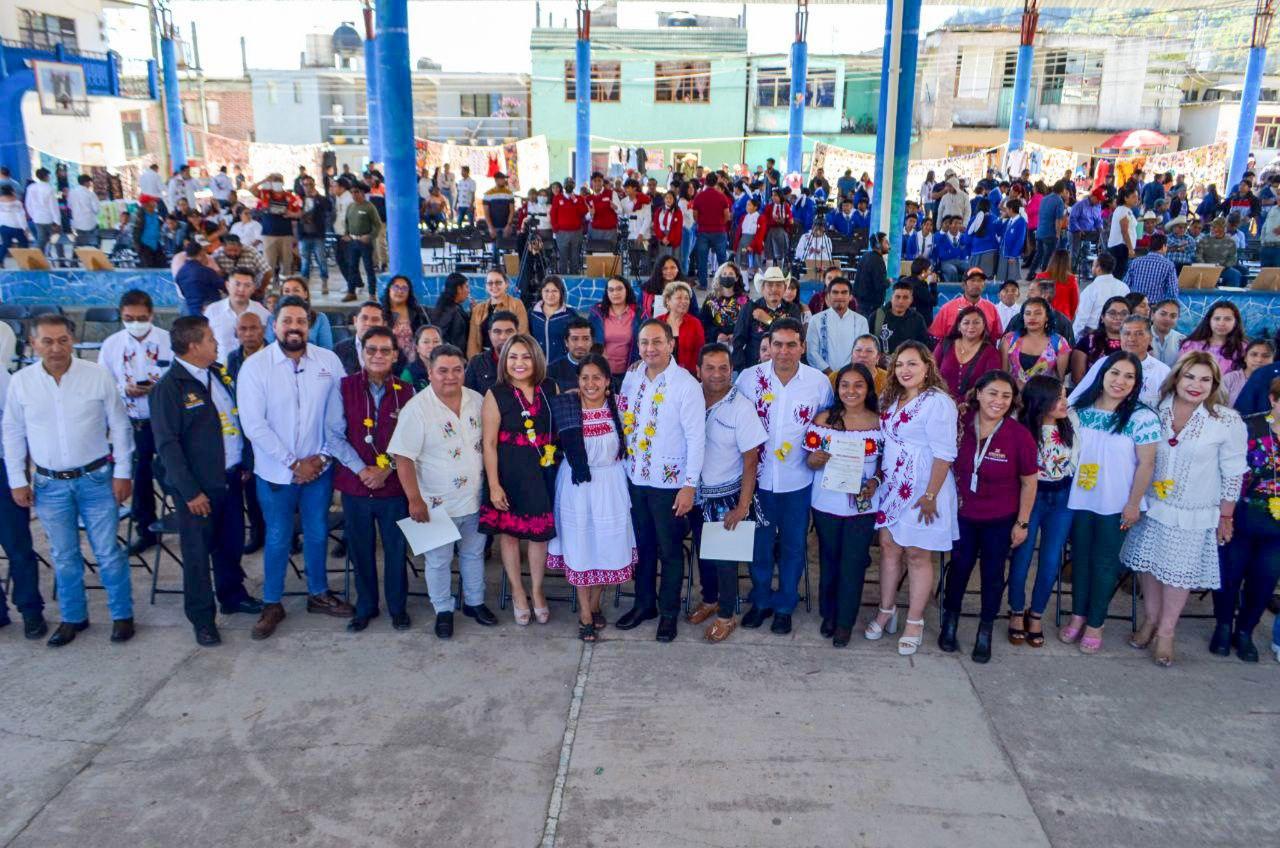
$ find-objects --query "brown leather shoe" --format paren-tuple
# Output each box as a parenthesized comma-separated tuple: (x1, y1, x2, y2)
(704, 616, 737, 643)
(307, 590, 355, 617)
(251, 603, 286, 640)
(685, 601, 719, 625)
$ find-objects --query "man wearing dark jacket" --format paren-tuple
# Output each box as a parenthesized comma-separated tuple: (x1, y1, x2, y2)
(175, 241, 226, 316)
(730, 266, 802, 371)
(150, 316, 263, 646)
(335, 301, 403, 376)
(852, 232, 890, 320)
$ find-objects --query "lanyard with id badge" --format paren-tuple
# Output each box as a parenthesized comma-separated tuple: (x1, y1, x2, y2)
(969, 418, 1003, 494)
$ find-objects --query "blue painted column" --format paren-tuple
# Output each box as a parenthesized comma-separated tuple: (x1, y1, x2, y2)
(0, 68, 34, 186)
(869, 0, 922, 291)
(375, 0, 422, 291)
(1229, 46, 1267, 193)
(786, 39, 809, 175)
(160, 34, 186, 171)
(1007, 2, 1039, 155)
(363, 37, 382, 165)
(574, 2, 591, 186)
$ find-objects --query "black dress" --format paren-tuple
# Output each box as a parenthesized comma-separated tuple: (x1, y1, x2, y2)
(479, 381, 559, 541)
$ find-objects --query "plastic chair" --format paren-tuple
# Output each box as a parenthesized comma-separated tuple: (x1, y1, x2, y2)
(74, 306, 120, 355)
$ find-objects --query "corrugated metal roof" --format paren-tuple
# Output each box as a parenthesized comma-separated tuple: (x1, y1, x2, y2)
(530, 27, 748, 54)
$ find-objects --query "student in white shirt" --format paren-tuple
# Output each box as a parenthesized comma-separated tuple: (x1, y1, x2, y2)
(0, 367, 47, 638)
(68, 174, 101, 247)
(229, 207, 264, 251)
(616, 320, 706, 641)
(1072, 251, 1130, 336)
(2, 314, 135, 647)
(455, 166, 476, 225)
(736, 317, 834, 634)
(236, 296, 354, 639)
(204, 270, 272, 363)
(209, 166, 235, 207)
(807, 277, 869, 375)
(23, 167, 60, 251)
(99, 290, 172, 555)
(138, 164, 164, 200)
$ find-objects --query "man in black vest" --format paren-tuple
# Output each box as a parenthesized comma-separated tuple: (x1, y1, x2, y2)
(151, 316, 263, 646)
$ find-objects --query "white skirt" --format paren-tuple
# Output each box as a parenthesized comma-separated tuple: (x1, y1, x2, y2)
(1120, 516, 1221, 590)
(546, 462, 637, 587)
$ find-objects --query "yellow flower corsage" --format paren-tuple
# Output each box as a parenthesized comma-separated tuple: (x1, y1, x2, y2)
(653, 393, 665, 403)
(773, 440, 793, 461)
(1152, 479, 1174, 500)
(392, 383, 401, 391)
(637, 438, 650, 451)
(762, 392, 775, 403)
(539, 445, 557, 468)
(362, 418, 374, 428)
(623, 412, 636, 425)
(623, 425, 635, 436)
(375, 454, 391, 470)
(1077, 463, 1099, 491)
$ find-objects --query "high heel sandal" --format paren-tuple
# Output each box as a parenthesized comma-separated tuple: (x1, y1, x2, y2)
(898, 618, 926, 656)
(1079, 628, 1104, 654)
(1152, 634, 1175, 667)
(578, 621, 597, 642)
(864, 606, 899, 641)
(534, 607, 551, 625)
(1128, 621, 1157, 650)
(513, 606, 531, 626)
(1007, 610, 1026, 645)
(1058, 616, 1085, 644)
(1025, 612, 1045, 648)
(592, 609, 607, 629)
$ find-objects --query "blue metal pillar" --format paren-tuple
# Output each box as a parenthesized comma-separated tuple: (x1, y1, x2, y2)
(1229, 3, 1276, 192)
(870, 0, 923, 291)
(1007, 2, 1039, 155)
(362, 5, 382, 166)
(574, 1, 591, 186)
(786, 1, 809, 174)
(375, 0, 422, 291)
(160, 32, 186, 171)
(0, 69, 34, 186)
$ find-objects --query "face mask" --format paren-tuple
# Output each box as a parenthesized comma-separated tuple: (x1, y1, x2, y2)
(123, 320, 152, 337)
(270, 182, 284, 192)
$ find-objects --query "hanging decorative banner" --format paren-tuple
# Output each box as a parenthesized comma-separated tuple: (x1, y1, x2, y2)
(1004, 142, 1082, 182)
(907, 149, 996, 195)
(809, 141, 876, 183)
(1143, 141, 1229, 191)
(415, 135, 550, 198)
(515, 135, 550, 194)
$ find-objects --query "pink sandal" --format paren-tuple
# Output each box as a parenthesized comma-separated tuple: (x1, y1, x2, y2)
(1058, 617, 1085, 644)
(1079, 631, 1104, 654)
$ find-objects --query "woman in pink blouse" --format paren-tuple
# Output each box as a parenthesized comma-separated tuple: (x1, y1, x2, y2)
(1179, 301, 1248, 374)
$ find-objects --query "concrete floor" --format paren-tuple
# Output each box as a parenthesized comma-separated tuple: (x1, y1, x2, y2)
(1, 531, 1277, 848)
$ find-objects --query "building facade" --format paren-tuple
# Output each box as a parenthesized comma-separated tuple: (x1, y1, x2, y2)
(1180, 72, 1280, 172)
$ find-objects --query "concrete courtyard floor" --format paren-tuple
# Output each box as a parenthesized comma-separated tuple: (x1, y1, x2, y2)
(1, 530, 1278, 848)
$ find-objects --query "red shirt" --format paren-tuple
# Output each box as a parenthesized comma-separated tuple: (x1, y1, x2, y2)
(550, 193, 587, 232)
(588, 190, 619, 230)
(653, 204, 683, 246)
(952, 413, 1038, 522)
(660, 312, 706, 376)
(690, 187, 731, 234)
(1033, 272, 1080, 319)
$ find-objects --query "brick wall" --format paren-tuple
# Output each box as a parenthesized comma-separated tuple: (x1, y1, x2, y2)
(122, 78, 256, 165)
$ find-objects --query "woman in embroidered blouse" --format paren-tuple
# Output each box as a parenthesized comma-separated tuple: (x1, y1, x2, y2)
(1121, 352, 1247, 666)
(1215, 375, 1280, 663)
(1063, 351, 1160, 654)
(658, 281, 705, 376)
(699, 261, 749, 345)
(1069, 295, 1128, 384)
(999, 296, 1071, 389)
(871, 341, 959, 656)
(1222, 339, 1274, 405)
(546, 354, 636, 642)
(805, 363, 883, 647)
(1179, 300, 1247, 375)
(587, 276, 641, 383)
(480, 334, 560, 625)
(934, 306, 1001, 403)
(1006, 375, 1078, 647)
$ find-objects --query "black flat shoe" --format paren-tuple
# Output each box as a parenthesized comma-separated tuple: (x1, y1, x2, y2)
(23, 615, 48, 640)
(463, 603, 497, 626)
(655, 615, 677, 642)
(331, 540, 347, 559)
(391, 612, 412, 630)
(47, 620, 88, 648)
(1208, 622, 1232, 656)
(194, 624, 222, 646)
(615, 606, 657, 631)
(820, 617, 836, 638)
(832, 627, 852, 648)
(770, 613, 793, 635)
(346, 615, 373, 633)
(111, 618, 135, 643)
(435, 611, 454, 640)
(740, 606, 773, 629)
(1236, 631, 1260, 663)
(220, 596, 265, 616)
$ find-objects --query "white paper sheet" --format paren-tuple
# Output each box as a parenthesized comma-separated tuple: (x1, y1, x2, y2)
(397, 511, 462, 557)
(820, 438, 866, 494)
(698, 520, 757, 563)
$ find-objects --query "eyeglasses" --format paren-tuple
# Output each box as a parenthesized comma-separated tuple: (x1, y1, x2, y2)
(389, 284, 410, 293)
(364, 346, 396, 356)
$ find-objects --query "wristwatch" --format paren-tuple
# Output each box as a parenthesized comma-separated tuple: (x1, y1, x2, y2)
(1015, 520, 1030, 530)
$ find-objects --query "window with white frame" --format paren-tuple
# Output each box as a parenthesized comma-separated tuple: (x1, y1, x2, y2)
(1040, 49, 1104, 106)
(655, 61, 711, 103)
(956, 49, 993, 100)
(564, 61, 622, 102)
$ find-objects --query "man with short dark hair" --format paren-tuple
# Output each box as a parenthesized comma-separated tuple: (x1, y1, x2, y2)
(689, 173, 733, 288)
(853, 232, 891, 320)
(342, 183, 383, 302)
(335, 301, 397, 375)
(151, 315, 264, 645)
(1123, 232, 1179, 304)
(297, 176, 331, 293)
(464, 310, 518, 395)
(871, 281, 930, 354)
(807, 276, 868, 374)
(24, 167, 60, 252)
(3, 315, 136, 647)
(227, 310, 268, 553)
(204, 268, 270, 361)
(211, 234, 272, 289)
(547, 315, 595, 392)
(175, 240, 227, 317)
(68, 174, 101, 247)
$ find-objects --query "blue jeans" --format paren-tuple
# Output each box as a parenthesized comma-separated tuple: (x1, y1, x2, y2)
(32, 467, 133, 623)
(679, 227, 695, 276)
(1007, 482, 1073, 615)
(0, 459, 44, 620)
(1260, 245, 1280, 268)
(0, 225, 29, 263)
(456, 205, 474, 225)
(1033, 234, 1059, 272)
(299, 237, 327, 281)
(691, 231, 729, 289)
(74, 227, 100, 247)
(256, 468, 334, 603)
(1219, 266, 1243, 287)
(749, 488, 811, 614)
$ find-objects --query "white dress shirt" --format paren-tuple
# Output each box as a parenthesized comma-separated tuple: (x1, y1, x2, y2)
(806, 307, 869, 373)
(0, 369, 9, 462)
(167, 175, 196, 209)
(138, 169, 164, 198)
(68, 185, 100, 231)
(386, 386, 485, 517)
(204, 298, 272, 364)
(229, 219, 263, 249)
(700, 387, 767, 491)
(618, 357, 706, 489)
(1072, 274, 1130, 336)
(735, 360, 834, 494)
(1068, 353, 1170, 408)
(0, 320, 15, 372)
(210, 172, 234, 202)
(236, 342, 344, 485)
(175, 357, 244, 470)
(23, 180, 59, 226)
(3, 358, 134, 486)
(0, 197, 26, 230)
(98, 326, 172, 420)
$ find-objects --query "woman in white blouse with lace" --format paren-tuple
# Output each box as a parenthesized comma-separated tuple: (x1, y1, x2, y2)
(1121, 351, 1247, 667)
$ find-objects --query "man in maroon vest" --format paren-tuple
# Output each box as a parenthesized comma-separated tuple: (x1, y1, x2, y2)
(326, 325, 416, 632)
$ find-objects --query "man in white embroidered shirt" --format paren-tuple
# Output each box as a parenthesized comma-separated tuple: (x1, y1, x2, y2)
(616, 320, 706, 642)
(237, 296, 354, 640)
(99, 290, 172, 556)
(806, 276, 869, 376)
(3, 314, 136, 647)
(735, 317, 833, 635)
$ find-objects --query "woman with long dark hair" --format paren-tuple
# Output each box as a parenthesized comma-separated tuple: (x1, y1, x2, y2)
(1063, 351, 1160, 654)
(430, 272, 471, 351)
(587, 275, 642, 382)
(804, 363, 883, 647)
(380, 274, 431, 361)
(1069, 295, 1129, 384)
(933, 306, 1001, 402)
(1033, 248, 1079, 320)
(1006, 374, 1077, 647)
(641, 254, 690, 319)
(1000, 296, 1070, 388)
(1179, 300, 1248, 374)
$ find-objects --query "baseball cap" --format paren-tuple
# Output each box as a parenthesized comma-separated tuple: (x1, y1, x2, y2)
(965, 267, 987, 280)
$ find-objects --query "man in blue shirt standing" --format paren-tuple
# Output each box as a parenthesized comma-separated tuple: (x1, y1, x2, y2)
(1033, 180, 1069, 273)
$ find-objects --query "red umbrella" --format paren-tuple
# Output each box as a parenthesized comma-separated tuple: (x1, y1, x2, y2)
(1099, 129, 1171, 150)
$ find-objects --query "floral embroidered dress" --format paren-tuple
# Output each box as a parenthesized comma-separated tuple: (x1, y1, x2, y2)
(1002, 331, 1071, 386)
(479, 381, 558, 541)
(1121, 398, 1247, 588)
(874, 389, 960, 551)
(546, 405, 637, 586)
(804, 424, 883, 516)
(1066, 405, 1162, 516)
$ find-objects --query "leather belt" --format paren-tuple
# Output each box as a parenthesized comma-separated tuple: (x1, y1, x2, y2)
(34, 456, 110, 481)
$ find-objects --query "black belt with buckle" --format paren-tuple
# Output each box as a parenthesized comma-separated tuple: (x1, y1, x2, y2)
(34, 456, 110, 480)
